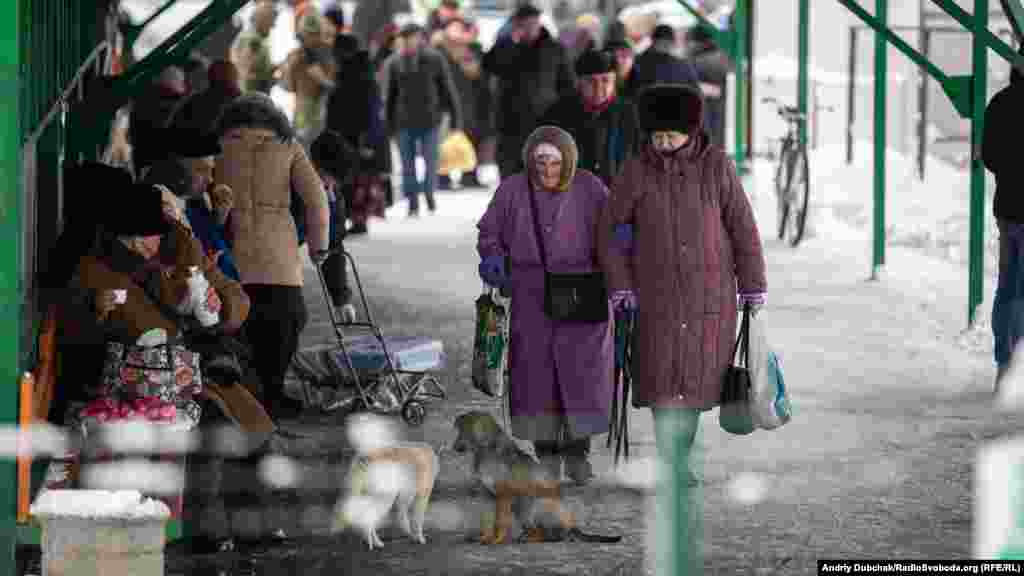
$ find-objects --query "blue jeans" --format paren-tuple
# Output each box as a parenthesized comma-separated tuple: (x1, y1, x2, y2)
(652, 407, 702, 576)
(397, 126, 440, 213)
(993, 219, 1024, 368)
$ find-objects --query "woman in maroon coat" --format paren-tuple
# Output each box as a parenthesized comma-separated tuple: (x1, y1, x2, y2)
(599, 84, 767, 574)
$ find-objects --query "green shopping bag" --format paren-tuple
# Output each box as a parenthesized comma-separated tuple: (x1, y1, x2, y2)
(472, 289, 508, 398)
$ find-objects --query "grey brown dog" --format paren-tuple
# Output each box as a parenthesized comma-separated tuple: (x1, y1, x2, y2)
(452, 411, 622, 545)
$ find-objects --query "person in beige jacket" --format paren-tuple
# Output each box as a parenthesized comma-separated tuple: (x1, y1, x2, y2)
(214, 93, 330, 421)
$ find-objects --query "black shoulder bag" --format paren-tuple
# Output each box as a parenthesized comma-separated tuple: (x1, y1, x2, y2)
(527, 184, 609, 323)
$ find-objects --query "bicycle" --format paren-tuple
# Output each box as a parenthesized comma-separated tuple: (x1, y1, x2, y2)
(763, 97, 811, 247)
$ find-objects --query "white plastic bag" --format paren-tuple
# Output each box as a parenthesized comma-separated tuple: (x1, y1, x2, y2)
(747, 311, 792, 430)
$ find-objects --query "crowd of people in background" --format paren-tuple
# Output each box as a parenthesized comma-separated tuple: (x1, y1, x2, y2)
(49, 0, 739, 561)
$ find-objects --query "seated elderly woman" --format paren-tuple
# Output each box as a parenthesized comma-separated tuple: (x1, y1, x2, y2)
(60, 165, 276, 554)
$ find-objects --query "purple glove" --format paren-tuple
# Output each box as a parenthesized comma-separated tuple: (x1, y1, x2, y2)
(611, 290, 638, 312)
(738, 292, 766, 315)
(614, 224, 634, 253)
(479, 255, 508, 288)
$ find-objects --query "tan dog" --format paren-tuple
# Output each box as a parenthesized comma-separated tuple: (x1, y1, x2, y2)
(452, 411, 621, 545)
(330, 414, 439, 550)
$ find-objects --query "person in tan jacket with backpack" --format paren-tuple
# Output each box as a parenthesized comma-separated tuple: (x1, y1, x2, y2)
(282, 8, 336, 146)
(213, 93, 330, 422)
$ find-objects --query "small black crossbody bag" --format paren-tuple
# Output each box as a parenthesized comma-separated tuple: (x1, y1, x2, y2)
(527, 185, 609, 324)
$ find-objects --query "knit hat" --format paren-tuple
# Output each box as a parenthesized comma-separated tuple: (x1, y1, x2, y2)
(522, 126, 578, 192)
(575, 49, 615, 76)
(636, 84, 705, 135)
(107, 183, 171, 237)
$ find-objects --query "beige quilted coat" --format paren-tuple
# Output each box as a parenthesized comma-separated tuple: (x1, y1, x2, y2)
(215, 128, 329, 287)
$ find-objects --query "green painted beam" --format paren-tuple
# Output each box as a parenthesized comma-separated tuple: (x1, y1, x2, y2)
(1000, 0, 1024, 42)
(836, 0, 949, 84)
(111, 0, 249, 102)
(969, 0, 989, 328)
(0, 0, 18, 574)
(873, 0, 887, 279)
(733, 0, 750, 173)
(121, 0, 181, 54)
(674, 0, 734, 59)
(929, 0, 1024, 71)
(837, 1, 977, 117)
(797, 0, 810, 147)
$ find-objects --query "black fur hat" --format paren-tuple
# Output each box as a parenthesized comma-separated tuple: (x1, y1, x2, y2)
(575, 49, 615, 76)
(636, 83, 705, 134)
(106, 183, 171, 237)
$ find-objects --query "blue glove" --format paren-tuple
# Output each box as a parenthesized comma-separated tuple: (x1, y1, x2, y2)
(479, 255, 507, 288)
(615, 224, 634, 253)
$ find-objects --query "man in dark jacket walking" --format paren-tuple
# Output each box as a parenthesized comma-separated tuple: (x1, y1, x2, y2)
(483, 3, 574, 180)
(383, 24, 462, 216)
(168, 60, 243, 135)
(687, 26, 731, 148)
(625, 24, 699, 98)
(537, 49, 639, 187)
(129, 66, 189, 175)
(983, 52, 1024, 392)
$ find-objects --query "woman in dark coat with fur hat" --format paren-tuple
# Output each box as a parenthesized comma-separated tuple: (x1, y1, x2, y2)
(598, 84, 767, 576)
(537, 49, 639, 187)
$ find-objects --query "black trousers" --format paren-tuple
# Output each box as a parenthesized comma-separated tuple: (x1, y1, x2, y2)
(241, 284, 308, 417)
(184, 398, 276, 542)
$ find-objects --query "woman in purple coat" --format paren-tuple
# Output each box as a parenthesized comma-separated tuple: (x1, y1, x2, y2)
(476, 125, 613, 486)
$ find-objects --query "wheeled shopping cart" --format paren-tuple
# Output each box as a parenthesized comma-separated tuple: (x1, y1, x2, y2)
(298, 247, 447, 426)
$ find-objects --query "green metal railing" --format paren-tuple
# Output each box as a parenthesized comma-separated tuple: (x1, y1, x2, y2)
(675, 0, 752, 173)
(835, 0, 1022, 327)
(5, 0, 253, 564)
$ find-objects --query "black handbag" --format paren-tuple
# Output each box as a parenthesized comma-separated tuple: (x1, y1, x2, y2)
(526, 182, 609, 323)
(719, 304, 756, 435)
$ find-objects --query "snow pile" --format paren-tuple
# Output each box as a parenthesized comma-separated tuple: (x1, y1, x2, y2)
(31, 489, 170, 520)
(806, 140, 998, 274)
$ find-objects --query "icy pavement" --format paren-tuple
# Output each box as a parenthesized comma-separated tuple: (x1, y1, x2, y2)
(160, 166, 1024, 573)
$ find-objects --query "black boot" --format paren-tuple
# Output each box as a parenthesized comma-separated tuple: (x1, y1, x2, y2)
(562, 437, 595, 486)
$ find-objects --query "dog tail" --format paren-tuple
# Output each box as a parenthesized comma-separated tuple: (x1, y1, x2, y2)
(568, 527, 623, 544)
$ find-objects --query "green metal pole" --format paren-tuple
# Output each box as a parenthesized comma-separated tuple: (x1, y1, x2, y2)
(733, 0, 749, 174)
(0, 0, 19, 573)
(969, 0, 989, 327)
(797, 0, 810, 148)
(872, 0, 887, 280)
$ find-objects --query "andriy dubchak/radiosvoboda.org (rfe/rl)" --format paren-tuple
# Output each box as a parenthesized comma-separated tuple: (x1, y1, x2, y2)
(820, 561, 1022, 573)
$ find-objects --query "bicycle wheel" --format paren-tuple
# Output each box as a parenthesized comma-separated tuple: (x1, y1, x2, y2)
(775, 140, 795, 240)
(785, 146, 811, 247)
